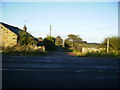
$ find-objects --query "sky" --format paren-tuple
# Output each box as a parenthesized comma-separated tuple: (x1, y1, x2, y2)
(1, 1, 118, 43)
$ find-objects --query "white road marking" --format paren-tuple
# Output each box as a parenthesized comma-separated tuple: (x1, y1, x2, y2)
(0, 69, 119, 72)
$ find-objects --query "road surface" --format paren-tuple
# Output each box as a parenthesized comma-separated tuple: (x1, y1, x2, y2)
(2, 48, 120, 88)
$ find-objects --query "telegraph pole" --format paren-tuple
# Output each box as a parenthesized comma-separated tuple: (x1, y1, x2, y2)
(50, 25, 51, 37)
(107, 38, 109, 53)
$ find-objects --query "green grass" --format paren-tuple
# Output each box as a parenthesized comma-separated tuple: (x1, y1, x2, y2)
(81, 52, 119, 57)
(2, 51, 48, 56)
(65, 49, 119, 57)
(2, 45, 48, 56)
(2, 47, 57, 56)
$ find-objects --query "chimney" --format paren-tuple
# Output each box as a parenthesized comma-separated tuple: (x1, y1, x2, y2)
(23, 25, 27, 32)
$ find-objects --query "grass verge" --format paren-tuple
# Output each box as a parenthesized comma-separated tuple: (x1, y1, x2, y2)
(2, 51, 48, 56)
(2, 48, 57, 56)
(64, 49, 119, 57)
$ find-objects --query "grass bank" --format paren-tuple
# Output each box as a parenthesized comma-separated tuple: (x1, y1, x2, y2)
(64, 48, 119, 57)
(2, 51, 48, 56)
(2, 45, 48, 56)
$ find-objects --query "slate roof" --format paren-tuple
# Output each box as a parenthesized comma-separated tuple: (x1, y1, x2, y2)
(0, 22, 23, 36)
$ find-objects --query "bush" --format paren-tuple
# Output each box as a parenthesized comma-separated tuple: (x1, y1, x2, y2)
(18, 31, 38, 45)
(43, 36, 56, 50)
(102, 36, 120, 52)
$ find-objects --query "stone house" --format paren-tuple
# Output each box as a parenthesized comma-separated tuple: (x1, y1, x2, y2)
(0, 22, 23, 47)
(0, 22, 43, 48)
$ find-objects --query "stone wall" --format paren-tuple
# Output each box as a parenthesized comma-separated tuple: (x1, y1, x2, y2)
(82, 47, 105, 54)
(0, 24, 18, 47)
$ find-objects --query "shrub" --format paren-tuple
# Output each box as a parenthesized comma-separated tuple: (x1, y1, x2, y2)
(43, 36, 56, 50)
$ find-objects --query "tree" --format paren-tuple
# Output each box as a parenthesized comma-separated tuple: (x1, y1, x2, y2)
(65, 34, 83, 49)
(18, 31, 38, 45)
(55, 36, 63, 46)
(43, 36, 56, 50)
(68, 34, 82, 41)
(64, 39, 71, 49)
(102, 36, 120, 54)
(38, 37, 43, 40)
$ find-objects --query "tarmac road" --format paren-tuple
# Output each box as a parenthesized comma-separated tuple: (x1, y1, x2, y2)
(2, 48, 120, 88)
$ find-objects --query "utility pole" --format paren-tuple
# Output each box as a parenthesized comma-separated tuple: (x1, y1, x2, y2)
(50, 25, 51, 37)
(107, 38, 109, 53)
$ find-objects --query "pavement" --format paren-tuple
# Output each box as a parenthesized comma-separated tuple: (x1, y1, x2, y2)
(2, 47, 120, 88)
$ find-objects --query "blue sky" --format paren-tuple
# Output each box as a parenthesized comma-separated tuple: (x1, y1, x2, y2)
(2, 2, 118, 43)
